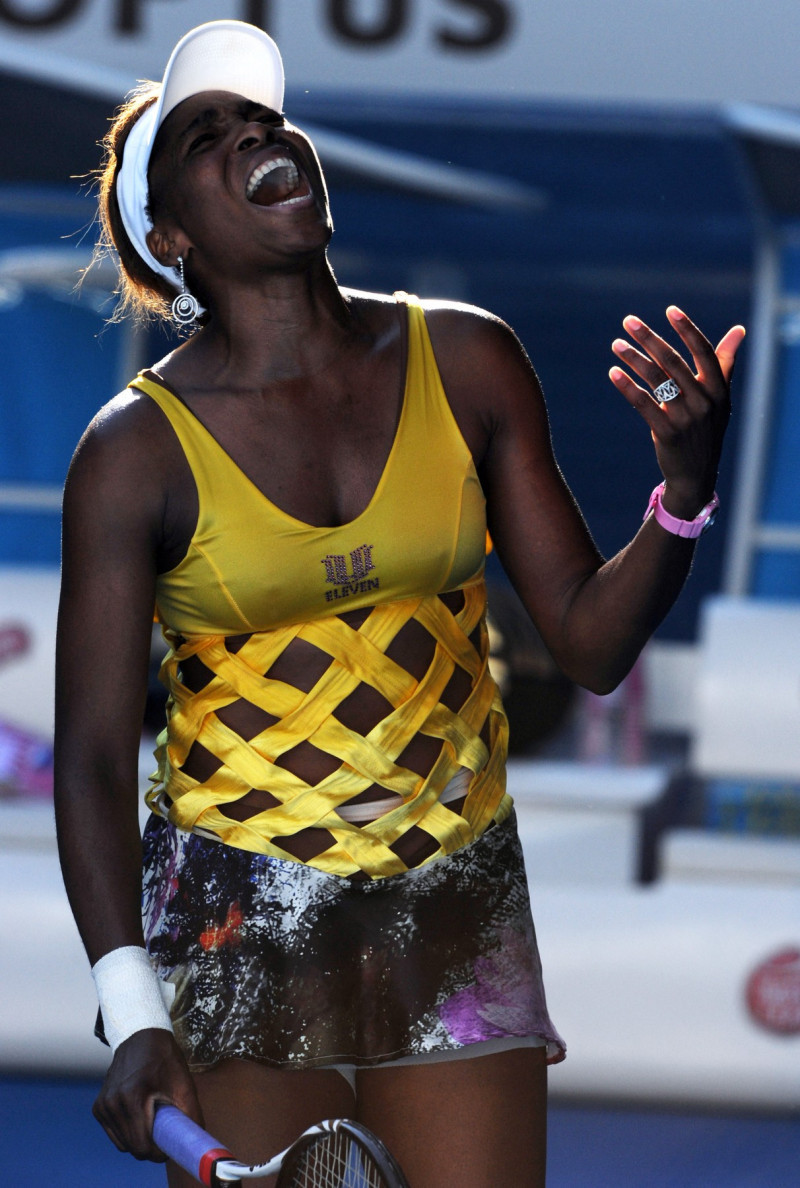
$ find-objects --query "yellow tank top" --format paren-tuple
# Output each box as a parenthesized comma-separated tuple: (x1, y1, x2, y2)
(137, 293, 511, 879)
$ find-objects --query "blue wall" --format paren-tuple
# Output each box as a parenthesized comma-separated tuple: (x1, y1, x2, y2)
(0, 188, 127, 564)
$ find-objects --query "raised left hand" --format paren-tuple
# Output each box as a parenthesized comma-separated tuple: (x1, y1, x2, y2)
(609, 306, 745, 518)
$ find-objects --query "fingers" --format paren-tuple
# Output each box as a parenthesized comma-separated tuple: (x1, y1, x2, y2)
(154, 1076, 205, 1131)
(609, 306, 740, 503)
(92, 1096, 128, 1153)
(612, 307, 745, 413)
(661, 306, 722, 387)
(94, 1090, 170, 1163)
(665, 307, 746, 393)
(93, 1087, 168, 1162)
(608, 364, 664, 435)
(715, 323, 746, 382)
(610, 338, 664, 392)
(92, 1030, 199, 1163)
(618, 312, 703, 402)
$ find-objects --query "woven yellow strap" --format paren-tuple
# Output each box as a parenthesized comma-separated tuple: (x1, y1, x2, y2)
(147, 582, 510, 878)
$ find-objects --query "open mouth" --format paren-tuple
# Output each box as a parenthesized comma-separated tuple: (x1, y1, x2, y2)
(246, 156, 311, 208)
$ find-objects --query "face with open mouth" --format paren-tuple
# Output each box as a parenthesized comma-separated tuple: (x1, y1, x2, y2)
(147, 92, 331, 262)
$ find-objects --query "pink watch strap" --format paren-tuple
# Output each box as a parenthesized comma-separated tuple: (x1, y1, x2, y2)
(644, 482, 719, 539)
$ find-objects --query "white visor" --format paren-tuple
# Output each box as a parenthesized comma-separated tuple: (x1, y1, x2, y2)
(115, 20, 285, 292)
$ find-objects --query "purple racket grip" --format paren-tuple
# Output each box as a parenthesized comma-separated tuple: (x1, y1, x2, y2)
(153, 1105, 233, 1186)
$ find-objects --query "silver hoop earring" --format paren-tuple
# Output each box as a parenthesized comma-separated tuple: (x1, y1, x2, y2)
(171, 256, 200, 326)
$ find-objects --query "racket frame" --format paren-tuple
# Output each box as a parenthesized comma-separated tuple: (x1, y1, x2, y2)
(154, 1106, 409, 1187)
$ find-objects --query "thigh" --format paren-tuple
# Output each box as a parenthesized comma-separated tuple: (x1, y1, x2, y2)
(356, 1046, 548, 1188)
(165, 1059, 355, 1187)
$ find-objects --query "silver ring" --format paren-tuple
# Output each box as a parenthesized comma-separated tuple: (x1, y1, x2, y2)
(653, 378, 681, 403)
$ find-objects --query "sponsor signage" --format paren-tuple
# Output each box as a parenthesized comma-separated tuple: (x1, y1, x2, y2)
(1, 0, 800, 108)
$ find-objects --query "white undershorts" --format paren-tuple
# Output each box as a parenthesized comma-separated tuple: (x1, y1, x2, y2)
(328, 1034, 547, 1094)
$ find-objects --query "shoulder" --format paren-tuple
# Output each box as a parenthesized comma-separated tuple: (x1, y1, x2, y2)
(339, 288, 521, 346)
(343, 289, 516, 340)
(65, 384, 175, 514)
(420, 298, 523, 361)
(83, 383, 163, 437)
(70, 386, 161, 469)
(418, 299, 545, 433)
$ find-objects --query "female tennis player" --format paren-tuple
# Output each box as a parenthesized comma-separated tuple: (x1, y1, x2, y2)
(54, 19, 744, 1187)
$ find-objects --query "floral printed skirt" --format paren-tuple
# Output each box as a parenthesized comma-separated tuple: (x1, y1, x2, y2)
(141, 810, 566, 1071)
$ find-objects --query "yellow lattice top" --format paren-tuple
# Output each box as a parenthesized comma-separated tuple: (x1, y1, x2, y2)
(147, 580, 510, 878)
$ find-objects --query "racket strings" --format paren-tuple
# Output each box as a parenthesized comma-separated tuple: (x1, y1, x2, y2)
(282, 1130, 389, 1187)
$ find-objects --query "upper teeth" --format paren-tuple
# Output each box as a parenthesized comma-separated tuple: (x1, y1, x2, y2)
(246, 157, 299, 199)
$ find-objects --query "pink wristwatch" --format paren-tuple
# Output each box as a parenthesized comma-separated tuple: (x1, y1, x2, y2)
(644, 481, 719, 539)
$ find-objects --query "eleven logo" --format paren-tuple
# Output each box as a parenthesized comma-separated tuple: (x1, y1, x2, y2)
(322, 544, 379, 602)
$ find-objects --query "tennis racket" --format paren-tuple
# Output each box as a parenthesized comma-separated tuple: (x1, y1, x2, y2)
(153, 1104, 409, 1187)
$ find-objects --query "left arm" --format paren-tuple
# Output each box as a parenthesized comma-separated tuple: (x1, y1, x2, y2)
(427, 303, 744, 693)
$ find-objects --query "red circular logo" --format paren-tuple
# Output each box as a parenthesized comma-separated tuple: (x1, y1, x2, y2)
(745, 948, 800, 1034)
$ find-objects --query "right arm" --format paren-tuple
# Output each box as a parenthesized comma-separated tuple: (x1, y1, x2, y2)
(54, 395, 202, 1160)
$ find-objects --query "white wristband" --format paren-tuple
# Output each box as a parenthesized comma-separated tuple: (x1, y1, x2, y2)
(91, 945, 174, 1054)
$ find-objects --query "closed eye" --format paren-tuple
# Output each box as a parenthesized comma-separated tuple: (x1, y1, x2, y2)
(241, 100, 285, 129)
(188, 131, 217, 153)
